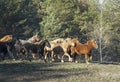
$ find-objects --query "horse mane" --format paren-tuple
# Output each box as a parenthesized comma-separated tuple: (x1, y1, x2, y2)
(34, 40, 43, 45)
(86, 39, 95, 45)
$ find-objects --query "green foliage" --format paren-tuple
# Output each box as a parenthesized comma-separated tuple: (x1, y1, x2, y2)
(0, 0, 40, 38)
(39, 0, 90, 40)
(107, 0, 120, 60)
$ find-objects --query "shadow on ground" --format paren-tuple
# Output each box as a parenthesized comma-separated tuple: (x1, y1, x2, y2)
(0, 61, 90, 82)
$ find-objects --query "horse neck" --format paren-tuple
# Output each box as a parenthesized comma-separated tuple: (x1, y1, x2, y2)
(75, 42, 82, 47)
(40, 40, 46, 47)
(86, 42, 93, 50)
(28, 37, 35, 42)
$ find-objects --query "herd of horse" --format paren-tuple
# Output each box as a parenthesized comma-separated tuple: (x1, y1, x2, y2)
(0, 34, 98, 64)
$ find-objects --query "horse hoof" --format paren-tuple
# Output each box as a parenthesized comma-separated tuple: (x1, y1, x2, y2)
(61, 60, 64, 63)
(75, 61, 78, 63)
(52, 59, 55, 61)
(13, 59, 16, 61)
(50, 61, 52, 63)
(69, 58, 73, 62)
(44, 60, 47, 63)
(86, 62, 90, 64)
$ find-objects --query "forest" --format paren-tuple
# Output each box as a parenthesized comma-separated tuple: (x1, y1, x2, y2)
(0, 0, 120, 62)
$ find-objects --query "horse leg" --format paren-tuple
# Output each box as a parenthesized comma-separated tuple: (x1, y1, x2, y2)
(88, 51, 92, 62)
(61, 54, 64, 63)
(61, 53, 72, 62)
(74, 54, 78, 63)
(44, 51, 47, 60)
(87, 54, 92, 63)
(21, 50, 28, 60)
(48, 51, 52, 62)
(89, 55, 92, 61)
(70, 52, 77, 62)
(2, 53, 6, 60)
(85, 54, 89, 64)
(57, 54, 61, 59)
(7, 46, 15, 60)
(51, 51, 55, 61)
(32, 53, 36, 59)
(47, 51, 52, 63)
(67, 53, 73, 62)
(17, 52, 23, 60)
(26, 51, 32, 62)
(44, 50, 49, 63)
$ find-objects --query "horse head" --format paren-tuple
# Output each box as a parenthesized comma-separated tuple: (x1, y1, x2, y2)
(34, 34, 40, 42)
(87, 39, 98, 49)
(28, 34, 40, 43)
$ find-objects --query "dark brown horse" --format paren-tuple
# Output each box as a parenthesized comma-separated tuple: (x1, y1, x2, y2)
(70, 39, 98, 64)
(14, 39, 51, 62)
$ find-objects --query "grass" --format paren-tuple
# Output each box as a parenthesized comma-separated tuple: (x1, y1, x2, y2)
(0, 60, 120, 82)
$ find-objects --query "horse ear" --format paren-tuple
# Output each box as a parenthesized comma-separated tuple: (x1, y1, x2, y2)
(35, 34, 38, 37)
(74, 37, 79, 41)
(10, 35, 13, 37)
(86, 37, 90, 40)
(91, 39, 94, 42)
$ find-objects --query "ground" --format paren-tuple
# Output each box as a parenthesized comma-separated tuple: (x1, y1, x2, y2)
(0, 60, 120, 82)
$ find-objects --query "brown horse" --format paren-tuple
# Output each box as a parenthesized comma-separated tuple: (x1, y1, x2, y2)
(0, 35, 13, 42)
(70, 39, 98, 64)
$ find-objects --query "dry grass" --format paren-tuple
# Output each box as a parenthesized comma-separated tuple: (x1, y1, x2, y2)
(0, 60, 120, 82)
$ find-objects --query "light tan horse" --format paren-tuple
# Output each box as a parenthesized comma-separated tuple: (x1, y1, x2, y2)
(0, 35, 13, 42)
(19, 34, 41, 45)
(70, 39, 98, 64)
(28, 34, 41, 43)
(44, 38, 75, 62)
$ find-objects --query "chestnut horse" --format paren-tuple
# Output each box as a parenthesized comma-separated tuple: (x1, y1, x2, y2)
(0, 35, 13, 42)
(70, 38, 98, 64)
